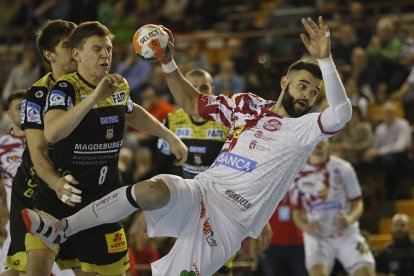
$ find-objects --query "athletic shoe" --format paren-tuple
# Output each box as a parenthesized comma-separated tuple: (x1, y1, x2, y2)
(21, 208, 68, 249)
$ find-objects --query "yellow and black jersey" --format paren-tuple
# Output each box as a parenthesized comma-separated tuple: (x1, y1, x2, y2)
(34, 72, 133, 215)
(13, 72, 55, 204)
(155, 108, 229, 179)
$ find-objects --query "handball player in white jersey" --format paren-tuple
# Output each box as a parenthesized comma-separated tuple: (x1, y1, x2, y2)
(23, 16, 352, 275)
(291, 140, 375, 276)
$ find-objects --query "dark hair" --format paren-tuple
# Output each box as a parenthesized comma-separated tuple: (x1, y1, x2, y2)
(6, 89, 26, 109)
(36, 19, 77, 65)
(70, 21, 114, 49)
(287, 60, 322, 80)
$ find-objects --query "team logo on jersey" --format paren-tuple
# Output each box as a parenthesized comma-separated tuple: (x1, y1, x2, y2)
(100, 115, 119, 125)
(263, 119, 282, 132)
(207, 128, 226, 138)
(126, 97, 134, 113)
(105, 128, 114, 139)
(26, 101, 42, 124)
(214, 152, 257, 172)
(176, 128, 191, 138)
(35, 90, 43, 98)
(49, 90, 66, 106)
(58, 82, 68, 88)
(80, 95, 88, 101)
(105, 229, 127, 253)
(112, 91, 126, 103)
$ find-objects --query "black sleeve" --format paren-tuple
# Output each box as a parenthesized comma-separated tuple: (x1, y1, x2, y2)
(44, 80, 76, 114)
(375, 249, 389, 274)
(21, 86, 49, 130)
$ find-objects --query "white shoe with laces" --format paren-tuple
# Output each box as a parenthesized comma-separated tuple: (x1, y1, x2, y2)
(21, 209, 68, 249)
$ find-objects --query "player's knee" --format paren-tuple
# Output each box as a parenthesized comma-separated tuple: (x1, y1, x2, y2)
(309, 264, 329, 276)
(134, 178, 170, 210)
(352, 265, 375, 276)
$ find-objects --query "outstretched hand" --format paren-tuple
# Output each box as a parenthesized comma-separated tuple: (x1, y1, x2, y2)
(159, 26, 175, 64)
(300, 16, 331, 59)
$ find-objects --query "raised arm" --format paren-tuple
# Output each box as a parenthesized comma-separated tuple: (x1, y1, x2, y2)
(44, 74, 122, 143)
(158, 29, 202, 117)
(301, 17, 352, 132)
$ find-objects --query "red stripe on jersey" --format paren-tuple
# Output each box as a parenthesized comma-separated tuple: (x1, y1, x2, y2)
(317, 110, 338, 135)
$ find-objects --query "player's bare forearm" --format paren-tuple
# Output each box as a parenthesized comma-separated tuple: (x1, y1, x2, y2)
(44, 93, 100, 143)
(164, 67, 200, 117)
(25, 129, 61, 187)
(126, 104, 175, 140)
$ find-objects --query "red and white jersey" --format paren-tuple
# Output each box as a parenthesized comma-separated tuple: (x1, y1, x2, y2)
(290, 155, 362, 237)
(195, 93, 333, 237)
(0, 131, 25, 210)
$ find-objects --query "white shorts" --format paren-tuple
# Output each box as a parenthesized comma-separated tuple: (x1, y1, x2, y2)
(304, 231, 375, 274)
(145, 174, 245, 276)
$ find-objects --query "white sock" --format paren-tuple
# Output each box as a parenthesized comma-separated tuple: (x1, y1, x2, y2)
(65, 185, 139, 236)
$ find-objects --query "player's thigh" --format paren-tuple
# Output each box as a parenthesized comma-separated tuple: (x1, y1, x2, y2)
(144, 174, 199, 238)
(336, 233, 375, 274)
(352, 266, 375, 276)
(303, 234, 335, 272)
(151, 193, 243, 276)
(308, 263, 329, 276)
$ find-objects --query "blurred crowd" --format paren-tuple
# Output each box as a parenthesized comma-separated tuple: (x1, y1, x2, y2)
(1, 0, 414, 275)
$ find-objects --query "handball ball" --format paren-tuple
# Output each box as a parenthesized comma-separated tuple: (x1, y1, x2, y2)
(133, 24, 169, 61)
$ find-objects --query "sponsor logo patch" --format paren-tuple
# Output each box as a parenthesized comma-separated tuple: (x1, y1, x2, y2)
(207, 128, 226, 138)
(20, 99, 26, 123)
(176, 128, 191, 138)
(26, 101, 41, 124)
(214, 152, 257, 172)
(49, 90, 66, 106)
(112, 91, 126, 103)
(100, 115, 119, 125)
(105, 229, 127, 253)
(189, 146, 206, 154)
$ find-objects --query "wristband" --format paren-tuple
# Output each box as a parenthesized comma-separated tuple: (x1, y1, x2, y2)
(316, 55, 336, 74)
(161, 60, 178, 74)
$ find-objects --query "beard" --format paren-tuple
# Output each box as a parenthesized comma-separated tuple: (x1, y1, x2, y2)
(282, 84, 312, 118)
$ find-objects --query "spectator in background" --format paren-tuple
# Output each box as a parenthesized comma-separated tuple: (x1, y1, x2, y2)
(141, 83, 175, 123)
(331, 106, 373, 166)
(399, 24, 414, 72)
(213, 59, 245, 95)
(2, 47, 41, 101)
(107, 0, 136, 45)
(127, 211, 160, 276)
(332, 24, 361, 66)
(132, 147, 153, 183)
(344, 76, 370, 119)
(261, 192, 307, 276)
(366, 17, 405, 91)
(363, 101, 412, 200)
(391, 67, 414, 124)
(116, 45, 152, 103)
(367, 82, 404, 128)
(0, 100, 11, 137)
(345, 47, 377, 99)
(376, 213, 414, 276)
(160, 0, 189, 32)
(344, 1, 372, 47)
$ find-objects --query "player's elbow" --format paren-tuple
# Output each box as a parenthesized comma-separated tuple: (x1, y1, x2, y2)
(44, 128, 62, 144)
(333, 100, 352, 126)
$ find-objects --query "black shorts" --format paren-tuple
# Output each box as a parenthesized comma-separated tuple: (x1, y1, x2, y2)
(26, 222, 130, 274)
(31, 183, 130, 274)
